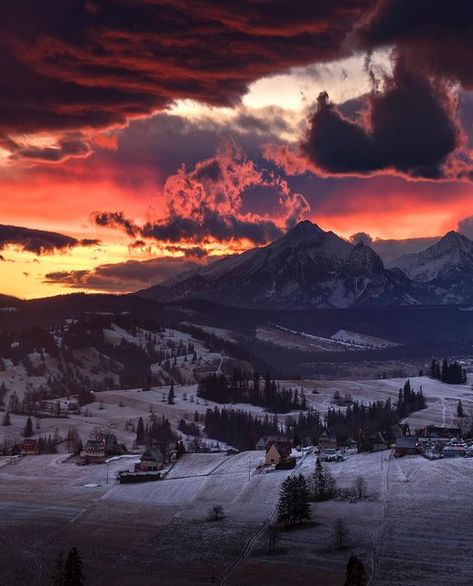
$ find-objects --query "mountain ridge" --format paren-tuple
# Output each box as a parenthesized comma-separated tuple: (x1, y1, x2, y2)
(140, 220, 437, 309)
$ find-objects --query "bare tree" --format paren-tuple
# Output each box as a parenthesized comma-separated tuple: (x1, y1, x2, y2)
(353, 476, 367, 500)
(333, 518, 349, 550)
(208, 505, 225, 521)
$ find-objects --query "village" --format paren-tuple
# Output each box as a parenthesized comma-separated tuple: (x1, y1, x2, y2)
(2, 371, 473, 585)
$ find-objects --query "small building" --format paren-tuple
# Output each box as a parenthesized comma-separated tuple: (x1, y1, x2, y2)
(81, 432, 126, 463)
(418, 426, 461, 441)
(318, 430, 337, 451)
(136, 448, 164, 472)
(265, 441, 291, 466)
(21, 439, 40, 456)
(82, 440, 106, 461)
(256, 435, 282, 451)
(394, 437, 418, 457)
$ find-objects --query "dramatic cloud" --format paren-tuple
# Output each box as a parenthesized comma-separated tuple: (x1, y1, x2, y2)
(94, 144, 310, 245)
(94, 211, 138, 237)
(0, 0, 372, 145)
(301, 60, 461, 179)
(2, 133, 91, 164)
(0, 224, 99, 255)
(359, 0, 473, 88)
(43, 256, 207, 292)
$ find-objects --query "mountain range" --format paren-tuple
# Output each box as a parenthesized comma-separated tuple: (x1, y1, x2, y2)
(139, 220, 473, 309)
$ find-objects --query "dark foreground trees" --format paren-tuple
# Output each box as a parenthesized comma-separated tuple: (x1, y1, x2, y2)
(345, 555, 367, 586)
(54, 547, 84, 586)
(276, 474, 311, 527)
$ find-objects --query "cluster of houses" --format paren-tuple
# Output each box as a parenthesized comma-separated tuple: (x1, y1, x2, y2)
(394, 425, 473, 459)
(256, 423, 473, 467)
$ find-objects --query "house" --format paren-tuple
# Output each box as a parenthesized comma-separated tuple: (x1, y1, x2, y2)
(82, 440, 106, 461)
(21, 439, 40, 456)
(318, 430, 337, 451)
(418, 426, 461, 441)
(136, 448, 164, 472)
(256, 435, 281, 451)
(394, 437, 418, 457)
(265, 440, 291, 466)
(82, 432, 126, 462)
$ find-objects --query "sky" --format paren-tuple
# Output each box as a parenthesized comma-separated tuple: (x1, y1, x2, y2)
(1, 0, 473, 299)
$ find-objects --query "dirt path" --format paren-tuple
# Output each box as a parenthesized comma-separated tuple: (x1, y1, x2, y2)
(368, 450, 390, 585)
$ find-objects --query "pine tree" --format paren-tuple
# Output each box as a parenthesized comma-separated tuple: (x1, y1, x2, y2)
(277, 474, 311, 527)
(457, 400, 464, 418)
(313, 458, 336, 500)
(2, 411, 11, 426)
(344, 555, 367, 586)
(136, 416, 145, 444)
(23, 416, 33, 438)
(63, 547, 84, 586)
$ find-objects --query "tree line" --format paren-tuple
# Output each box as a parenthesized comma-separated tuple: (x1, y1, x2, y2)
(197, 371, 306, 413)
(430, 358, 467, 385)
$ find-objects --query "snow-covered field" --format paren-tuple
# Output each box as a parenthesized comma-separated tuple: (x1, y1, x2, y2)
(1, 374, 470, 457)
(256, 324, 398, 352)
(296, 375, 473, 429)
(2, 450, 473, 585)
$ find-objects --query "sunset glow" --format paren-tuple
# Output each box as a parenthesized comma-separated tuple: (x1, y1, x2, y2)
(1, 1, 472, 299)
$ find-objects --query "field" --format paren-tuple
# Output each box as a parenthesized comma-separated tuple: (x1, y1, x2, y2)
(2, 450, 473, 585)
(2, 372, 473, 585)
(1, 373, 471, 460)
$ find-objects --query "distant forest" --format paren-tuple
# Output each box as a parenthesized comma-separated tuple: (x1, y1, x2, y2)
(430, 358, 467, 384)
(204, 379, 426, 450)
(197, 371, 306, 413)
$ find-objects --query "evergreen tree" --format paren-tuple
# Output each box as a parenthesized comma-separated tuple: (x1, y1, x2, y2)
(457, 400, 464, 418)
(2, 411, 11, 426)
(63, 547, 84, 586)
(136, 416, 145, 444)
(344, 555, 367, 586)
(276, 474, 311, 527)
(23, 416, 33, 438)
(312, 458, 336, 500)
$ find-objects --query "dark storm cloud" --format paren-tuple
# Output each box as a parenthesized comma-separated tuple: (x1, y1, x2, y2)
(141, 209, 284, 245)
(302, 60, 460, 179)
(0, 224, 99, 255)
(93, 207, 283, 245)
(165, 245, 209, 259)
(43, 256, 205, 292)
(0, 0, 373, 139)
(93, 212, 138, 237)
(3, 134, 92, 163)
(359, 0, 473, 88)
